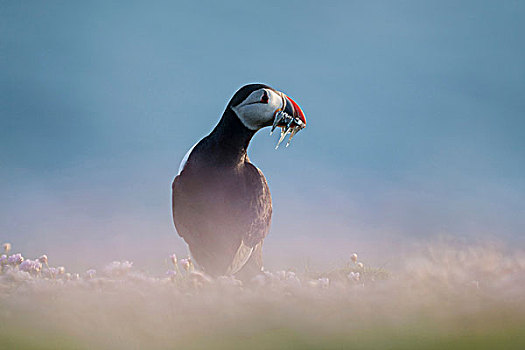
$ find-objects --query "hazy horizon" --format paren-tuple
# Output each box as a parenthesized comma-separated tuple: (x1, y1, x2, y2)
(1, 1, 524, 273)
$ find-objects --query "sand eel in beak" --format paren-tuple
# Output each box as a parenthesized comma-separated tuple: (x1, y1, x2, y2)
(271, 92, 307, 148)
(172, 83, 306, 280)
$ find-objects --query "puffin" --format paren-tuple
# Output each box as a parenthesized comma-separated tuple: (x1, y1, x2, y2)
(172, 84, 306, 278)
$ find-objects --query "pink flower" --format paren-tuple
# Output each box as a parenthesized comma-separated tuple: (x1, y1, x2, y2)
(8, 253, 24, 265)
(19, 259, 42, 273)
(180, 258, 190, 271)
(48, 267, 58, 278)
(19, 260, 32, 272)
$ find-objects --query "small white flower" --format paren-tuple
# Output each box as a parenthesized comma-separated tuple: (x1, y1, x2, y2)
(2, 243, 11, 254)
(356, 262, 364, 269)
(38, 255, 48, 265)
(285, 271, 297, 280)
(170, 254, 178, 265)
(263, 270, 275, 280)
(57, 266, 65, 275)
(348, 271, 360, 282)
(350, 253, 358, 263)
(318, 277, 330, 288)
(0, 254, 7, 265)
(86, 269, 96, 279)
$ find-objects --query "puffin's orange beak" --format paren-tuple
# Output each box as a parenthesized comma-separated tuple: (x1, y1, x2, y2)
(285, 95, 306, 126)
(271, 92, 306, 149)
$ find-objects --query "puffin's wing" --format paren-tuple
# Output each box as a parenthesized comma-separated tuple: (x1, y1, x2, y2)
(172, 170, 247, 275)
(173, 161, 271, 276)
(225, 240, 253, 275)
(171, 173, 206, 248)
(225, 163, 272, 274)
(242, 162, 272, 246)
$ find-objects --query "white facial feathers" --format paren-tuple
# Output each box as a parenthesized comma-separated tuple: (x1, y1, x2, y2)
(231, 89, 283, 130)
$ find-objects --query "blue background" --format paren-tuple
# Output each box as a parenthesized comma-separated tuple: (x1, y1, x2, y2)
(1, 1, 524, 270)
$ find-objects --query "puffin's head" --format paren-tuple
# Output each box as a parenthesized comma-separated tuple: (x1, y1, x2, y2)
(229, 84, 306, 148)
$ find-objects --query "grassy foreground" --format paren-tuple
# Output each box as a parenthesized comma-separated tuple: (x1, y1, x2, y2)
(1, 241, 524, 349)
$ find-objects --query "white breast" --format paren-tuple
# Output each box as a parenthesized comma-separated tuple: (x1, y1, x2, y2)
(177, 141, 199, 175)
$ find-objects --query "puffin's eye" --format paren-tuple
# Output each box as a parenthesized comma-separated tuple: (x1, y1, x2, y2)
(260, 91, 269, 104)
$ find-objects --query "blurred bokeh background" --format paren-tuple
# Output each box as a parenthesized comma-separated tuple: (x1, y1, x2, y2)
(1, 1, 524, 272)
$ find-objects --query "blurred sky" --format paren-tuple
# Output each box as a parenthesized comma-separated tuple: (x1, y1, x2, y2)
(1, 1, 524, 271)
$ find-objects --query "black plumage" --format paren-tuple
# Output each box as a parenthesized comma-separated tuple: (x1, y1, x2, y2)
(172, 84, 274, 278)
